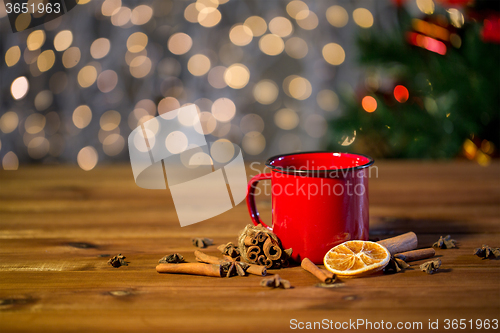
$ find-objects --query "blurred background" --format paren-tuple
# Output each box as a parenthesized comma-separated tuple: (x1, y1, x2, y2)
(0, 0, 498, 171)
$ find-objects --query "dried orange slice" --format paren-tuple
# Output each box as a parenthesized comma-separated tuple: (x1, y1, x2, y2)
(323, 240, 390, 277)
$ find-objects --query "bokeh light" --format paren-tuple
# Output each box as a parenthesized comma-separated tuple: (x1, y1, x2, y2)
(188, 54, 211, 76)
(78, 65, 98, 88)
(62, 47, 81, 68)
(131, 5, 153, 25)
(274, 108, 299, 130)
(2, 152, 19, 170)
(97, 70, 118, 93)
(73, 105, 92, 129)
(394, 85, 409, 103)
(230, 24, 253, 46)
(0, 112, 19, 134)
(353, 8, 374, 28)
(100, 110, 121, 131)
(244, 16, 267, 37)
(91, 38, 111, 59)
(362, 96, 377, 112)
(317, 89, 339, 112)
(37, 50, 55, 72)
(102, 0, 122, 16)
(326, 5, 349, 28)
(103, 133, 125, 156)
(127, 32, 148, 53)
(322, 43, 345, 65)
(77, 146, 98, 171)
(27, 30, 45, 51)
(168, 33, 192, 55)
(296, 11, 319, 30)
(259, 34, 284, 56)
(240, 114, 265, 134)
(212, 98, 236, 122)
(242, 131, 266, 155)
(269, 17, 293, 37)
(285, 37, 308, 59)
(285, 75, 312, 100)
(11, 76, 29, 100)
(34, 90, 53, 111)
(54, 30, 73, 51)
(286, 1, 309, 20)
(210, 139, 235, 163)
(25, 113, 46, 134)
(165, 131, 188, 154)
(224, 64, 250, 89)
(5, 46, 21, 67)
(253, 80, 279, 105)
(198, 8, 222, 28)
(208, 66, 228, 89)
(416, 0, 435, 15)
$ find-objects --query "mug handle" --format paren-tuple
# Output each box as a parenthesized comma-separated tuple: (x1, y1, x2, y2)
(246, 173, 272, 230)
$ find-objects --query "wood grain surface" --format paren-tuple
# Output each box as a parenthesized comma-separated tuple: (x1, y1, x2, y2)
(0, 161, 499, 332)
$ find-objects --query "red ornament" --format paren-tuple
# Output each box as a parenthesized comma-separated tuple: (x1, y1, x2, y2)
(481, 15, 500, 44)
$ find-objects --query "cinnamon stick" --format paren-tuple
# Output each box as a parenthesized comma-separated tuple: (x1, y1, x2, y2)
(194, 250, 220, 264)
(256, 232, 268, 243)
(246, 264, 267, 276)
(244, 236, 257, 246)
(263, 238, 282, 260)
(156, 263, 222, 277)
(394, 248, 435, 262)
(301, 258, 335, 284)
(257, 255, 273, 268)
(246, 246, 261, 262)
(377, 232, 418, 255)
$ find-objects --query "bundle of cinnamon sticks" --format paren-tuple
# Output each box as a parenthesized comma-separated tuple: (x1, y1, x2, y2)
(242, 230, 291, 269)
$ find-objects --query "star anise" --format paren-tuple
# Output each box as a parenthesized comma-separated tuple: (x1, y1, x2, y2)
(384, 256, 410, 273)
(218, 242, 241, 260)
(433, 235, 456, 249)
(474, 245, 500, 259)
(420, 258, 441, 274)
(221, 260, 249, 277)
(260, 274, 291, 289)
(108, 254, 128, 267)
(158, 253, 184, 264)
(191, 237, 213, 248)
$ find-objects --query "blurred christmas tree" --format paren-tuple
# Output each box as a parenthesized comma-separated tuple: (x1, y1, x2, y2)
(328, 0, 500, 163)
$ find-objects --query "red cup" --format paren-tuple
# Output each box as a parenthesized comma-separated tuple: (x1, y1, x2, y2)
(246, 152, 374, 264)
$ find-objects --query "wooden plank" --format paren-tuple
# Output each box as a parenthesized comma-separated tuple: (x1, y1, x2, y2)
(0, 162, 499, 332)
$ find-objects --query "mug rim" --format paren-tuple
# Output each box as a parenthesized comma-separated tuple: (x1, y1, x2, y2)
(265, 151, 375, 175)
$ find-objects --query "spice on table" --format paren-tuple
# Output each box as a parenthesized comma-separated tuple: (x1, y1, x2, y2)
(217, 242, 240, 260)
(433, 235, 456, 249)
(158, 253, 184, 264)
(237, 224, 292, 269)
(420, 258, 441, 274)
(156, 263, 223, 277)
(473, 245, 500, 259)
(194, 249, 266, 277)
(301, 258, 336, 284)
(376, 232, 418, 255)
(191, 237, 213, 248)
(108, 254, 128, 267)
(394, 248, 435, 262)
(384, 256, 410, 273)
(260, 274, 291, 289)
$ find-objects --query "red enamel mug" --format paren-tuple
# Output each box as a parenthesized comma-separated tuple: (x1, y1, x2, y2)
(246, 152, 374, 264)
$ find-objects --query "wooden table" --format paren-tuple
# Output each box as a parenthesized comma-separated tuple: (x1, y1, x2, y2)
(1, 162, 499, 332)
